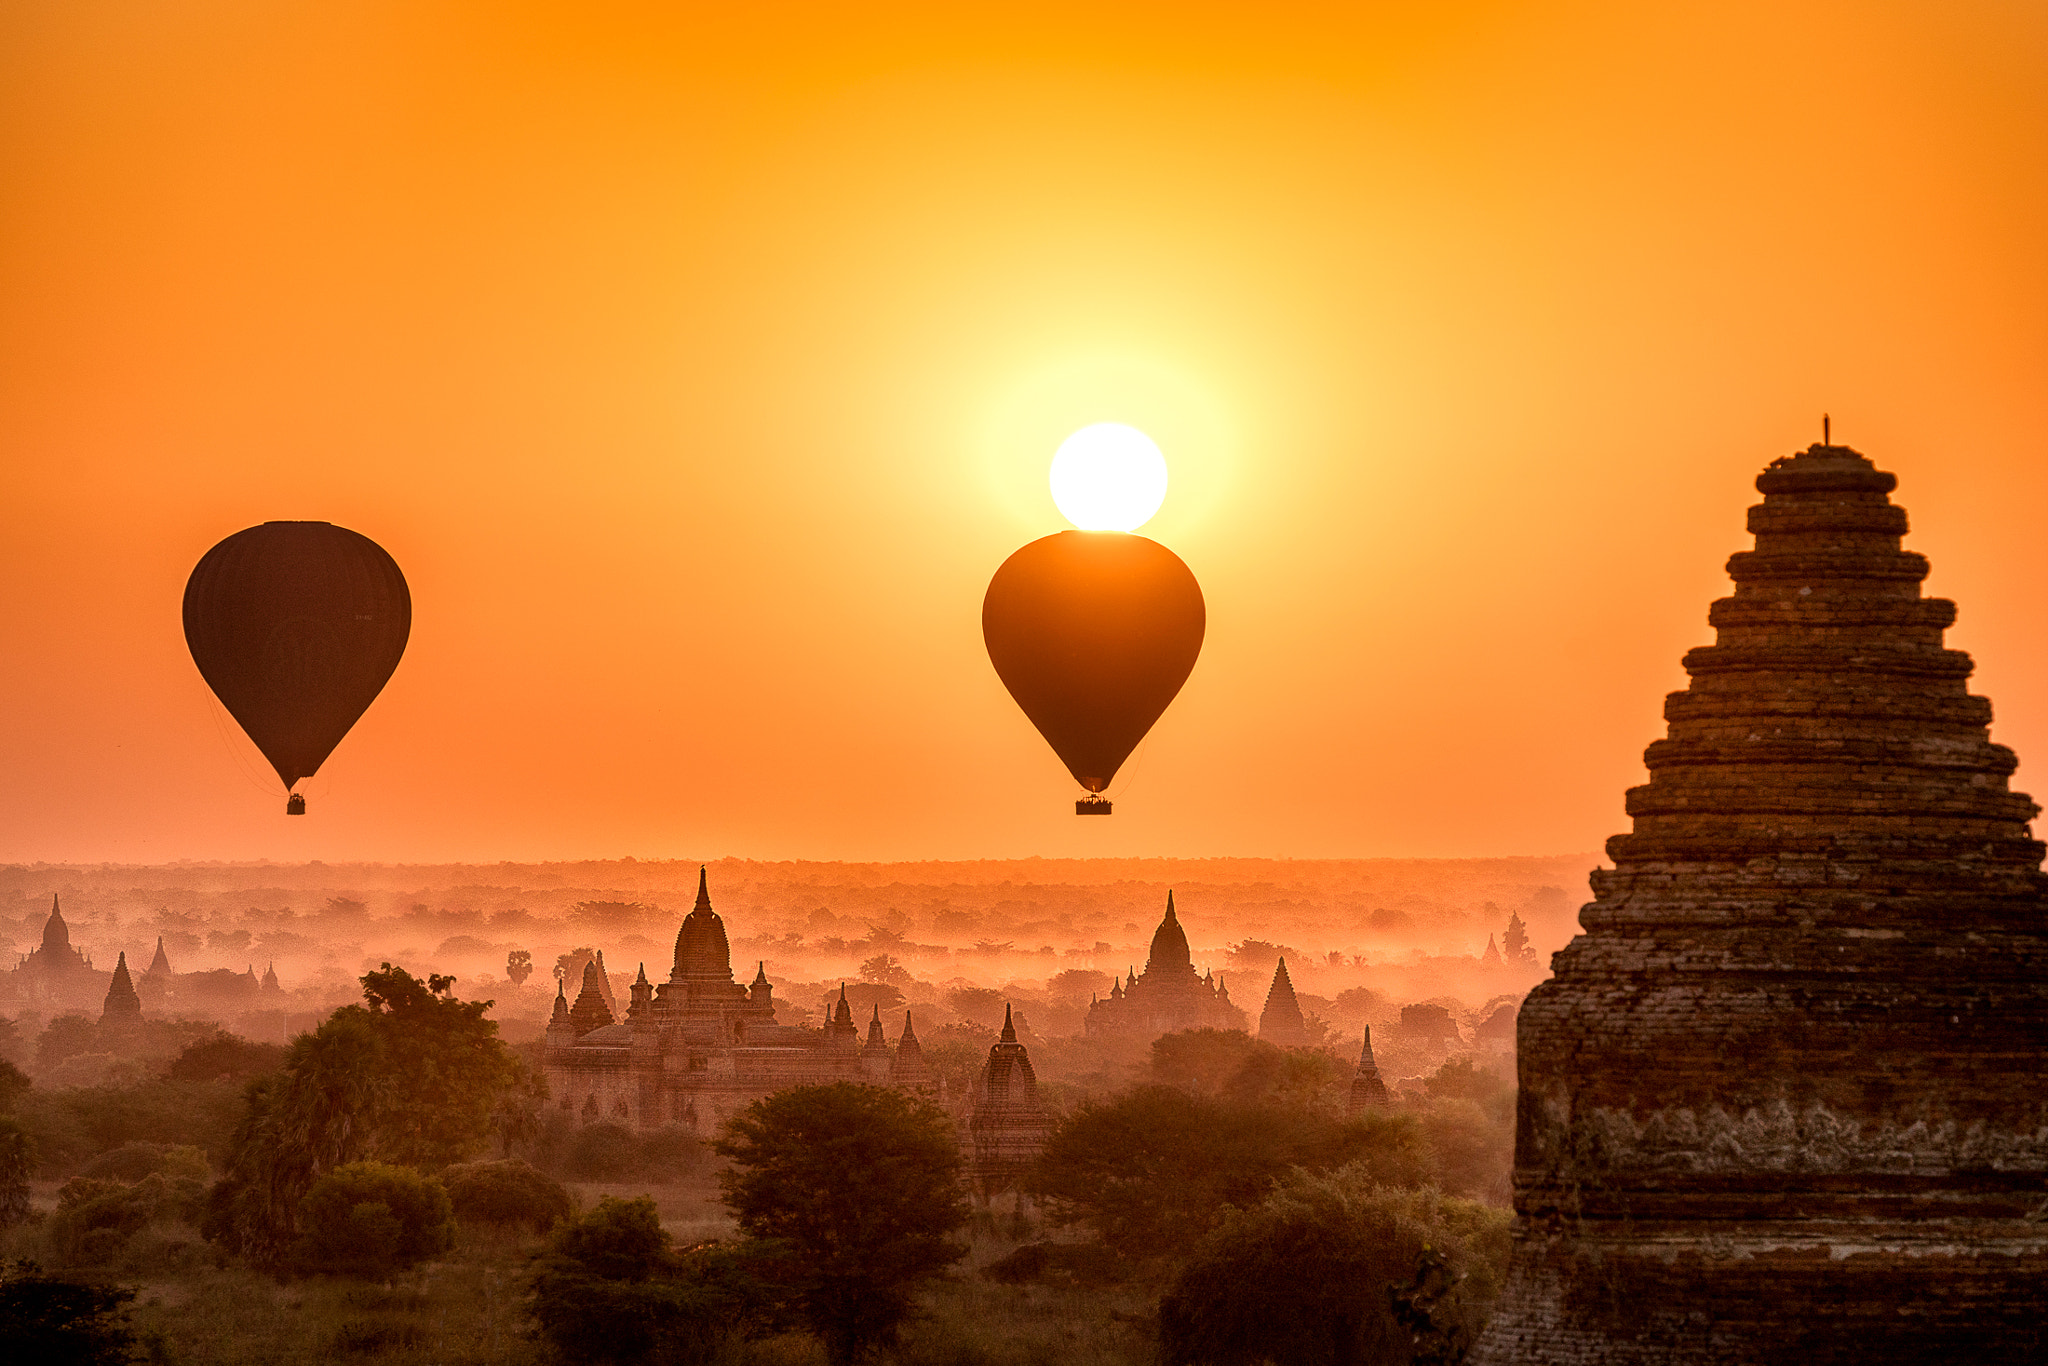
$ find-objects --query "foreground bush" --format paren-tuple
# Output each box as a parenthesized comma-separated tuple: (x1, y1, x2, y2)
(13, 1078, 243, 1177)
(529, 1196, 772, 1365)
(530, 1116, 706, 1184)
(0, 1117, 32, 1229)
(291, 1162, 455, 1277)
(49, 1169, 207, 1266)
(0, 1259, 138, 1366)
(1158, 1169, 1511, 1366)
(1027, 1086, 1430, 1254)
(443, 1158, 574, 1233)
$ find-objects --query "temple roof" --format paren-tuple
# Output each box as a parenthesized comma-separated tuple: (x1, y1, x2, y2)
(1144, 891, 1193, 977)
(41, 894, 69, 954)
(672, 867, 733, 982)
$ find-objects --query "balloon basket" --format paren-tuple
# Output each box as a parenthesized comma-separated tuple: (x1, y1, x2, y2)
(1075, 795, 1112, 816)
(286, 793, 306, 816)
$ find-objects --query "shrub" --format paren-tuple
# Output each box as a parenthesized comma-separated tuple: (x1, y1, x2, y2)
(13, 1078, 244, 1176)
(528, 1197, 775, 1365)
(0, 1118, 35, 1229)
(1027, 1086, 1432, 1255)
(442, 1158, 574, 1234)
(1157, 1169, 1512, 1366)
(0, 1057, 29, 1112)
(166, 1033, 287, 1083)
(979, 1240, 1127, 1286)
(552, 1122, 704, 1184)
(48, 1170, 207, 1266)
(291, 1162, 455, 1277)
(0, 1259, 138, 1366)
(78, 1142, 210, 1185)
(566, 1122, 639, 1182)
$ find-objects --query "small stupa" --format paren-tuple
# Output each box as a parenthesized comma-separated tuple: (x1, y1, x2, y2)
(890, 1011, 933, 1092)
(100, 950, 143, 1026)
(1471, 442, 2048, 1362)
(1256, 957, 1307, 1047)
(567, 958, 615, 1037)
(1346, 1025, 1390, 1114)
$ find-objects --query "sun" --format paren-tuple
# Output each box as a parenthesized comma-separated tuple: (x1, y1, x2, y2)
(1049, 423, 1169, 532)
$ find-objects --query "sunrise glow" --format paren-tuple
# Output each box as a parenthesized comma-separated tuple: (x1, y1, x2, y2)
(1049, 423, 1169, 532)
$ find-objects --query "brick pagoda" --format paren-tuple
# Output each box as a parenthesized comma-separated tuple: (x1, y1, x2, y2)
(1473, 443, 2048, 1361)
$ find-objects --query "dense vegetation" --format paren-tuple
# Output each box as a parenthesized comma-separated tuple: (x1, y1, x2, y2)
(0, 980, 1517, 1365)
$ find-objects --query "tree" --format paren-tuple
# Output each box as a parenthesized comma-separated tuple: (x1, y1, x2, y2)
(943, 986, 1007, 1030)
(0, 1260, 138, 1366)
(1027, 1087, 1430, 1255)
(0, 1118, 33, 1229)
(0, 1057, 28, 1113)
(442, 1158, 574, 1234)
(1502, 910, 1538, 967)
(858, 954, 913, 988)
(506, 949, 534, 986)
(292, 1161, 455, 1277)
(166, 1032, 285, 1083)
(1158, 1169, 1511, 1366)
(715, 1084, 968, 1365)
(204, 964, 524, 1256)
(528, 1196, 772, 1366)
(35, 1015, 100, 1072)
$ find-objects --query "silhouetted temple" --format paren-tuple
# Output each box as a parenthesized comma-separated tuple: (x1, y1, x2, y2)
(1084, 892, 1246, 1039)
(6, 895, 105, 1011)
(100, 951, 142, 1027)
(968, 1004, 1053, 1200)
(1472, 444, 2048, 1362)
(1256, 957, 1307, 1046)
(544, 868, 939, 1132)
(1346, 1026, 1389, 1114)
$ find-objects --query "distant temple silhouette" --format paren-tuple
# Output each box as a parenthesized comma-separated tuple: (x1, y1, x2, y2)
(544, 868, 1048, 1193)
(1256, 956, 1307, 1047)
(1471, 443, 2048, 1362)
(1084, 892, 1246, 1039)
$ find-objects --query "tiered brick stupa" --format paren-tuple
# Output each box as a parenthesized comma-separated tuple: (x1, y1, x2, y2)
(1472, 444, 2048, 1362)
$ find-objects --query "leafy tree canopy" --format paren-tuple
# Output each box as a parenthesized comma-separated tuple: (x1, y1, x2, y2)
(1027, 1086, 1429, 1255)
(528, 1197, 775, 1366)
(292, 1161, 455, 1277)
(1158, 1169, 1511, 1366)
(204, 964, 523, 1257)
(715, 1084, 968, 1365)
(166, 1032, 286, 1084)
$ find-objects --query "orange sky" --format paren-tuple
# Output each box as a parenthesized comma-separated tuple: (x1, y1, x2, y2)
(3, 1, 2045, 864)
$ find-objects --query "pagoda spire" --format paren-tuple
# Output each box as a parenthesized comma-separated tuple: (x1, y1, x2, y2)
(1347, 1025, 1390, 1112)
(101, 951, 142, 1026)
(1258, 957, 1307, 1047)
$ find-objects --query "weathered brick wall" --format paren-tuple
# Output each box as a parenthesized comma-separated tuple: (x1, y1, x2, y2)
(1469, 446, 2048, 1363)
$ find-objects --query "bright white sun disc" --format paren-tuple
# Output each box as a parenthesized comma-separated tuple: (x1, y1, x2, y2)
(1049, 424, 1168, 532)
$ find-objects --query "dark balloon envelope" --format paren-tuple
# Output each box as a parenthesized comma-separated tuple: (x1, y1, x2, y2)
(982, 531, 1205, 801)
(183, 522, 411, 808)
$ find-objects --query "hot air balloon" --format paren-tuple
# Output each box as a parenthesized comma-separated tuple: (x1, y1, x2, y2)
(183, 522, 410, 814)
(982, 530, 1204, 814)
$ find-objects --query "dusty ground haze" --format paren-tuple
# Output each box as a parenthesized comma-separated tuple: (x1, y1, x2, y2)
(4, 854, 1586, 1067)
